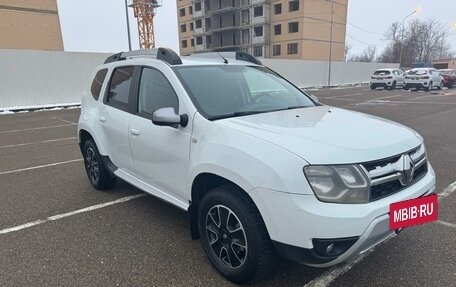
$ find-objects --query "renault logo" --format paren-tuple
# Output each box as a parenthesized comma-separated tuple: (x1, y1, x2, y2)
(399, 154, 415, 186)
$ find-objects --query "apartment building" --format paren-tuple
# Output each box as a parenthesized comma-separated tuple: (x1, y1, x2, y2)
(0, 0, 64, 51)
(176, 0, 347, 60)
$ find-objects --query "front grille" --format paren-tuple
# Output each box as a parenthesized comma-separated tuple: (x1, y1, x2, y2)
(361, 145, 428, 202)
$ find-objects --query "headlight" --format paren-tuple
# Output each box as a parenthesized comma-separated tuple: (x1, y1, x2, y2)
(304, 165, 370, 204)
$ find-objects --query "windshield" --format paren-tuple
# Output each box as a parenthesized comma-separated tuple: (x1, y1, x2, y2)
(373, 70, 391, 75)
(173, 65, 316, 120)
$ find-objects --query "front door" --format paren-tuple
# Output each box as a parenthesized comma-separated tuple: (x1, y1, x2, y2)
(129, 67, 192, 203)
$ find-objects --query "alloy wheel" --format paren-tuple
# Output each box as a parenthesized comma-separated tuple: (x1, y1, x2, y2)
(205, 205, 248, 269)
(85, 147, 100, 184)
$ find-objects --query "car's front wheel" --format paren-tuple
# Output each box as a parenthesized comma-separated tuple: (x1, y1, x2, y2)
(437, 81, 443, 90)
(83, 139, 116, 190)
(198, 185, 276, 284)
(427, 82, 433, 91)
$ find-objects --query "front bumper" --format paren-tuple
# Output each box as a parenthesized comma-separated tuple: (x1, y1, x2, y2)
(249, 164, 436, 267)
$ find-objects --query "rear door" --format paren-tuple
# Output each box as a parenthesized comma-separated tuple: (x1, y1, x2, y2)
(128, 66, 192, 204)
(98, 66, 136, 174)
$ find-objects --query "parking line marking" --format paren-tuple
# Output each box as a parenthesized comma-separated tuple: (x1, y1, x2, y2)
(0, 124, 73, 134)
(0, 137, 77, 149)
(436, 220, 456, 229)
(0, 159, 83, 176)
(0, 194, 146, 235)
(52, 117, 78, 125)
(438, 181, 456, 199)
(302, 180, 456, 287)
(303, 249, 376, 287)
(327, 93, 363, 99)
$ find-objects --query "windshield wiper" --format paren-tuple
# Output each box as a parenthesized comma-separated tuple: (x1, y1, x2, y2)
(208, 110, 272, 121)
(286, 105, 309, 110)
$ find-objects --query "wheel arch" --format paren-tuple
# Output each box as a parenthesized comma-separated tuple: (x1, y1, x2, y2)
(188, 171, 259, 240)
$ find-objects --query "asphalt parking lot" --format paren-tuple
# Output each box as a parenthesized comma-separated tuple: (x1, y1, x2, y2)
(1, 86, 455, 286)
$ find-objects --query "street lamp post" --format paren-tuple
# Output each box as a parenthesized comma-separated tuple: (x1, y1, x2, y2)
(399, 9, 418, 67)
(125, 0, 132, 51)
(327, 0, 334, 86)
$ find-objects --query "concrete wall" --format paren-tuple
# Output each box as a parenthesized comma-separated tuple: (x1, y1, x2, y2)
(0, 49, 398, 110)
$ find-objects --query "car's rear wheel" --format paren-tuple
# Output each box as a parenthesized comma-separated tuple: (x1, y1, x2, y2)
(437, 81, 443, 90)
(198, 185, 276, 284)
(390, 81, 397, 90)
(83, 139, 116, 190)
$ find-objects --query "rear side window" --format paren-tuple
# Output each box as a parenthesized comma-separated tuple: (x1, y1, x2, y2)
(107, 67, 134, 110)
(90, 69, 108, 100)
(138, 68, 179, 116)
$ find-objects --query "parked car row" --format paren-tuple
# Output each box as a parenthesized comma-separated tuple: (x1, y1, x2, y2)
(370, 68, 456, 91)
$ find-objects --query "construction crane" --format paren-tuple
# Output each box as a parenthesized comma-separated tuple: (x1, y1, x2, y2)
(128, 0, 162, 49)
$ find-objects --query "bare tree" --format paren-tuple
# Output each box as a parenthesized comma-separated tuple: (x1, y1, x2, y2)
(378, 18, 453, 67)
(348, 45, 377, 62)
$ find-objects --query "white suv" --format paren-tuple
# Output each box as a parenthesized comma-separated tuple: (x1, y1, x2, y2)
(370, 68, 405, 90)
(78, 48, 436, 284)
(403, 68, 444, 91)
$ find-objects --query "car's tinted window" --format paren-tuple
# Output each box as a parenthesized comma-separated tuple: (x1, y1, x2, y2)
(174, 65, 315, 119)
(373, 70, 391, 75)
(107, 67, 134, 110)
(91, 69, 108, 100)
(138, 68, 179, 116)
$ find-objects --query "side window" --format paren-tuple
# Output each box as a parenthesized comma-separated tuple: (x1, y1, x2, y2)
(138, 68, 179, 116)
(90, 69, 108, 100)
(107, 67, 134, 110)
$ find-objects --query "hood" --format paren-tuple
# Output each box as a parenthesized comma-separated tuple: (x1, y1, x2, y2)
(217, 106, 422, 164)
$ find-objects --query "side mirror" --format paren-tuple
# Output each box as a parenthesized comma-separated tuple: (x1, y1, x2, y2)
(152, 107, 188, 127)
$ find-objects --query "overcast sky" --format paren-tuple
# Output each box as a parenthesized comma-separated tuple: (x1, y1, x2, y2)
(57, 0, 456, 58)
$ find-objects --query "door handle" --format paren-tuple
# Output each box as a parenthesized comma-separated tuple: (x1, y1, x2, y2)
(130, 129, 140, 136)
(99, 116, 106, 122)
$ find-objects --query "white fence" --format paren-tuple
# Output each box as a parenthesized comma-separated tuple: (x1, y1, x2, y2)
(0, 49, 398, 110)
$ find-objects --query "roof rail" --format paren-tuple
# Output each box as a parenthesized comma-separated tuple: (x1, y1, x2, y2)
(187, 51, 262, 65)
(103, 47, 182, 65)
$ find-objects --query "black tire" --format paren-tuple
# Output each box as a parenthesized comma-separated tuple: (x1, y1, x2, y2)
(370, 84, 376, 90)
(403, 86, 409, 90)
(427, 82, 433, 92)
(198, 185, 276, 284)
(83, 139, 116, 190)
(437, 81, 443, 90)
(390, 81, 397, 90)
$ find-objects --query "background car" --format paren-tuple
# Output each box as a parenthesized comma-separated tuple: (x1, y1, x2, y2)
(403, 68, 443, 91)
(370, 68, 405, 90)
(438, 69, 456, 88)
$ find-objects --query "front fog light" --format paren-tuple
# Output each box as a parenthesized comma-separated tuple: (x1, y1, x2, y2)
(304, 165, 370, 203)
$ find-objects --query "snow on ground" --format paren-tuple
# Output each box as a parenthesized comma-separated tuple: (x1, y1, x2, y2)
(0, 104, 80, 115)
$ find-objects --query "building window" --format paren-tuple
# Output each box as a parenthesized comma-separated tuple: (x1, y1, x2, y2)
(196, 36, 203, 45)
(253, 26, 263, 37)
(179, 8, 185, 17)
(181, 40, 188, 48)
(287, 43, 298, 54)
(191, 39, 195, 47)
(180, 24, 186, 33)
(274, 4, 282, 14)
(253, 5, 263, 17)
(195, 19, 202, 29)
(190, 22, 194, 31)
(253, 45, 263, 57)
(289, 0, 299, 12)
(289, 22, 299, 33)
(195, 2, 202, 11)
(233, 33, 236, 45)
(274, 24, 281, 35)
(189, 6, 193, 14)
(273, 45, 281, 56)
